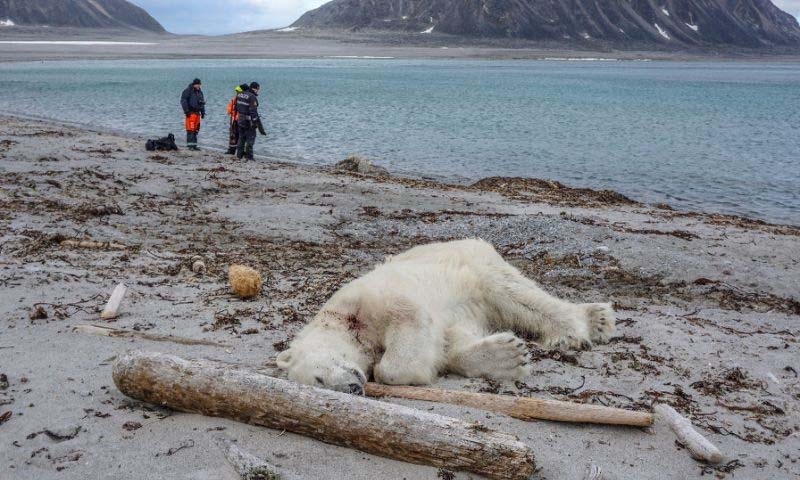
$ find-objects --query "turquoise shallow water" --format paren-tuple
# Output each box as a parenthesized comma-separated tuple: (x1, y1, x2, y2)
(0, 58, 798, 225)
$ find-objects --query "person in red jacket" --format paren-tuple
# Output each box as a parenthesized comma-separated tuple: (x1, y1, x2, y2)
(226, 84, 249, 155)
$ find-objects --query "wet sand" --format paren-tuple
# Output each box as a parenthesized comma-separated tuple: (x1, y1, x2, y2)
(0, 115, 798, 479)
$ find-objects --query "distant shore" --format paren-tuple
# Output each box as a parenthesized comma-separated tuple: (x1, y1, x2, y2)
(1, 27, 800, 63)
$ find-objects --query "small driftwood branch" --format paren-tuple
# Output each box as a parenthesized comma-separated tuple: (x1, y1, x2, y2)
(654, 404, 723, 464)
(215, 435, 287, 480)
(73, 324, 229, 347)
(113, 351, 536, 480)
(365, 383, 653, 427)
(100, 283, 127, 320)
(60, 239, 127, 250)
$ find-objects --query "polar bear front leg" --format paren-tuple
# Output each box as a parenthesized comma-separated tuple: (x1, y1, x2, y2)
(444, 325, 531, 381)
(373, 309, 443, 386)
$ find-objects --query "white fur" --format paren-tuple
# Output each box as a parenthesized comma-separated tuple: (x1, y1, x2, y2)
(277, 239, 615, 393)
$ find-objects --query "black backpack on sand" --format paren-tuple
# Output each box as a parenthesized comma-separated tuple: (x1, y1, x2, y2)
(146, 133, 179, 151)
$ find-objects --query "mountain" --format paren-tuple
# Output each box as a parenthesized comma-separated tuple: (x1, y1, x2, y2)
(0, 0, 165, 32)
(291, 0, 800, 48)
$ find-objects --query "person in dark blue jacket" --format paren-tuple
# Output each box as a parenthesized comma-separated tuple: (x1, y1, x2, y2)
(180, 78, 206, 150)
(235, 81, 266, 161)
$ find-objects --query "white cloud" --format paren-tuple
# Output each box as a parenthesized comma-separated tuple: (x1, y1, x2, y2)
(131, 0, 328, 35)
(773, 0, 800, 18)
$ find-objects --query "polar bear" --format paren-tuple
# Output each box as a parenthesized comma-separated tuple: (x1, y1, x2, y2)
(277, 239, 615, 394)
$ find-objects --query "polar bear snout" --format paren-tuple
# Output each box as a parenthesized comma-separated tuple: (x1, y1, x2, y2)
(277, 348, 367, 395)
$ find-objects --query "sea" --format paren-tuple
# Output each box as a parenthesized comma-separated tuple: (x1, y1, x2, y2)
(0, 58, 798, 225)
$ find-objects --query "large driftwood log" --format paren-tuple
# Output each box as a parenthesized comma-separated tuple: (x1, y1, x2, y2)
(365, 383, 653, 427)
(113, 351, 536, 480)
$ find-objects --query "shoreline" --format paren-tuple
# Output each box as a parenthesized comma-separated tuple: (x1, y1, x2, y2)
(1, 116, 798, 480)
(2, 111, 796, 230)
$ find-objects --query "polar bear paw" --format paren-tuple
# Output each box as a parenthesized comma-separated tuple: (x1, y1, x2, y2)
(452, 332, 531, 381)
(540, 302, 616, 351)
(584, 302, 616, 344)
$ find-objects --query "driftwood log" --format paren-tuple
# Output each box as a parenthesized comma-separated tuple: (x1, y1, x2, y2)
(215, 434, 290, 480)
(655, 404, 723, 463)
(100, 283, 127, 320)
(112, 351, 536, 480)
(60, 239, 127, 250)
(366, 383, 653, 427)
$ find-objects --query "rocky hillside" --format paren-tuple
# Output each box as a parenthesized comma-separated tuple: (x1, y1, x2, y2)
(292, 0, 800, 48)
(0, 0, 165, 32)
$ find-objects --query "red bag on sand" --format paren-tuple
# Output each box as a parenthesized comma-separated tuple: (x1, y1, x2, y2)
(185, 113, 201, 133)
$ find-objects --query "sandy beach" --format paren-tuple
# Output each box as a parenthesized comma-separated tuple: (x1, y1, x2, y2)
(0, 115, 798, 479)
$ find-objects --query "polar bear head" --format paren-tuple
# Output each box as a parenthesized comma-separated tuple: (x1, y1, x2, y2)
(276, 326, 368, 395)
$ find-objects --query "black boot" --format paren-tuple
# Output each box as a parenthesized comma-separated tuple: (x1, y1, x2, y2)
(187, 131, 199, 150)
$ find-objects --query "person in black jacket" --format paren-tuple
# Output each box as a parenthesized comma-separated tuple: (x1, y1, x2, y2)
(180, 78, 206, 150)
(235, 81, 266, 161)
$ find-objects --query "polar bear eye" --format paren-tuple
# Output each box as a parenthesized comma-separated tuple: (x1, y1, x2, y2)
(314, 376, 324, 385)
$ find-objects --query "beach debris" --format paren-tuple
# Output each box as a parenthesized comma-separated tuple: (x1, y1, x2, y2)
(73, 324, 229, 348)
(113, 351, 537, 480)
(77, 203, 124, 217)
(60, 238, 127, 250)
(228, 265, 263, 299)
(191, 256, 207, 274)
(0, 411, 12, 426)
(100, 283, 127, 320)
(43, 424, 82, 441)
(215, 434, 289, 480)
(156, 439, 195, 457)
(0, 373, 8, 390)
(334, 155, 389, 177)
(471, 176, 637, 207)
(654, 404, 723, 464)
(582, 464, 603, 480)
(364, 383, 653, 427)
(122, 421, 142, 431)
(29, 305, 48, 321)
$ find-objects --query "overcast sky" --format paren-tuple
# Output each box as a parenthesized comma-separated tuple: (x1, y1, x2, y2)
(131, 0, 800, 35)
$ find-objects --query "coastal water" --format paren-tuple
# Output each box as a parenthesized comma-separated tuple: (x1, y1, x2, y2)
(0, 58, 798, 225)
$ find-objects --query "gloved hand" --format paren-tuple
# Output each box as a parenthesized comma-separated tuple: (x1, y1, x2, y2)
(200, 111, 205, 119)
(256, 119, 266, 136)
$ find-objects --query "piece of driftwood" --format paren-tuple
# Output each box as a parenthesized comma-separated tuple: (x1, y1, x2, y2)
(113, 351, 536, 480)
(654, 404, 723, 464)
(60, 239, 127, 250)
(100, 283, 127, 320)
(215, 435, 288, 480)
(73, 324, 229, 347)
(365, 383, 653, 427)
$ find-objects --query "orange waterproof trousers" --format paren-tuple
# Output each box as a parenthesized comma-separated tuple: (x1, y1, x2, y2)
(185, 113, 201, 133)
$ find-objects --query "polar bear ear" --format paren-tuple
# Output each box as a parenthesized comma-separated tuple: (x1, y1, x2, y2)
(276, 349, 293, 369)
